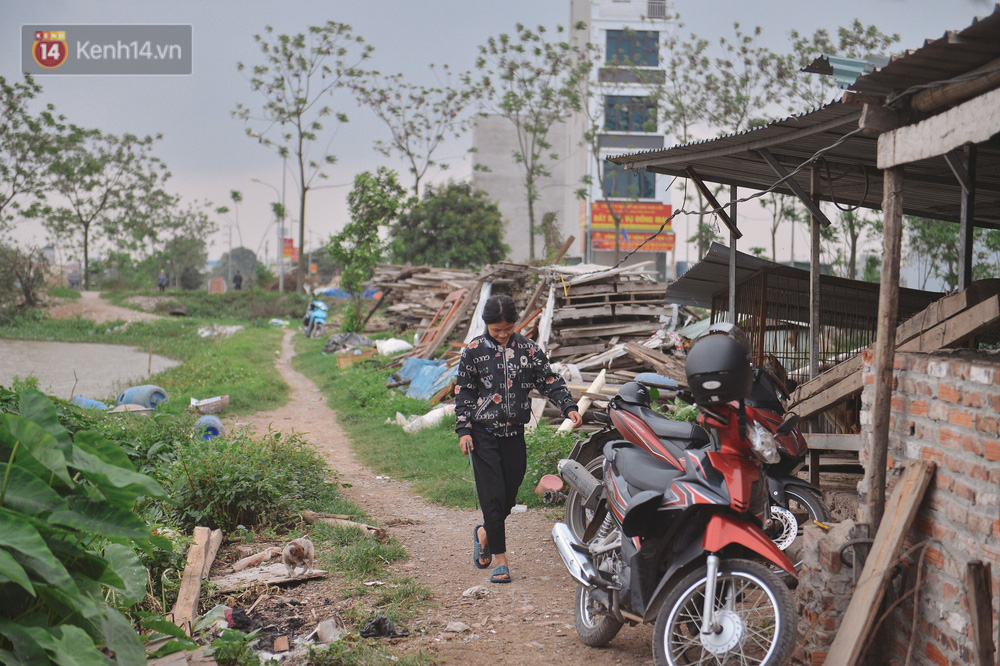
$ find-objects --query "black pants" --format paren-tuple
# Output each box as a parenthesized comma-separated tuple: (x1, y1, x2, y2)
(470, 426, 526, 556)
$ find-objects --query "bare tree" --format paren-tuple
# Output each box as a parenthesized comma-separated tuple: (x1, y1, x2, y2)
(465, 23, 590, 261)
(234, 22, 372, 291)
(349, 65, 472, 196)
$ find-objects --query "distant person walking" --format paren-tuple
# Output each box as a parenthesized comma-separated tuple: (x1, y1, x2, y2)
(233, 270, 243, 291)
(157, 270, 167, 293)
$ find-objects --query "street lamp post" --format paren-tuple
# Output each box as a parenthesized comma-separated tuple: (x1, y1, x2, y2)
(252, 171, 286, 292)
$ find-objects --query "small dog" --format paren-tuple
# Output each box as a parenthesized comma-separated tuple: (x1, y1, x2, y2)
(282, 537, 315, 578)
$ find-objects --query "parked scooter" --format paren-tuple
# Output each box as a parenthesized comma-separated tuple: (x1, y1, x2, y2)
(564, 331, 829, 569)
(300, 300, 328, 339)
(553, 330, 797, 664)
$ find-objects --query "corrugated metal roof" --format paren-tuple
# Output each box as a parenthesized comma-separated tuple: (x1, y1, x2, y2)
(609, 8, 1000, 229)
(849, 4, 1000, 97)
(666, 243, 942, 322)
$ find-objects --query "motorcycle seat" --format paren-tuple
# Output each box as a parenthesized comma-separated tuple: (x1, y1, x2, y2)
(608, 443, 683, 493)
(635, 406, 710, 447)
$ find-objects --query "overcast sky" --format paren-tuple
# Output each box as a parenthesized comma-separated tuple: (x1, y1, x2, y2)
(2, 0, 993, 268)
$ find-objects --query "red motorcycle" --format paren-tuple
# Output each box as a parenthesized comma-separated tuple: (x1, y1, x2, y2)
(554, 331, 797, 664)
(565, 360, 829, 570)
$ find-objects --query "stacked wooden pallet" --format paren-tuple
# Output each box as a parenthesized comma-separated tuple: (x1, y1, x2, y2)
(365, 265, 479, 330)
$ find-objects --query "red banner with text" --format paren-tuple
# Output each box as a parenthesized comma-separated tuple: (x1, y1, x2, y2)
(590, 202, 674, 252)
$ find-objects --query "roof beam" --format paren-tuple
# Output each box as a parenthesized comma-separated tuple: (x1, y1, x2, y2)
(757, 149, 833, 227)
(878, 85, 1000, 168)
(683, 167, 742, 239)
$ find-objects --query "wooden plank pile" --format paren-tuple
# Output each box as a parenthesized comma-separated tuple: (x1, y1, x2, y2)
(539, 263, 686, 386)
(365, 265, 480, 330)
(788, 279, 1000, 420)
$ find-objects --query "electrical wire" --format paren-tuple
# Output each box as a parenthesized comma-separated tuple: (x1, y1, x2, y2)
(608, 125, 867, 269)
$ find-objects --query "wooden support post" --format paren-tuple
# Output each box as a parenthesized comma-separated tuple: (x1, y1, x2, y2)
(967, 560, 995, 666)
(959, 145, 976, 291)
(867, 165, 904, 531)
(809, 167, 822, 380)
(729, 184, 737, 324)
(759, 148, 832, 227)
(683, 167, 741, 239)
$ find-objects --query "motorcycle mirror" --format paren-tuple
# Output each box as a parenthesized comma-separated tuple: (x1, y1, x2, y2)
(776, 414, 800, 436)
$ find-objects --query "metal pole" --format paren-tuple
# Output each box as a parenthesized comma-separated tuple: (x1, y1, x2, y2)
(279, 157, 286, 293)
(728, 185, 737, 324)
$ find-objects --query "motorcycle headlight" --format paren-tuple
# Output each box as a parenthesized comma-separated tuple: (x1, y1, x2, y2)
(750, 421, 781, 464)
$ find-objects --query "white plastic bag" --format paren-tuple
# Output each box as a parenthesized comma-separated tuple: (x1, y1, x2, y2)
(376, 338, 414, 355)
(395, 404, 456, 434)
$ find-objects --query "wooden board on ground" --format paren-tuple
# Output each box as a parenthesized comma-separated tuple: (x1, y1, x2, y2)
(170, 527, 211, 635)
(826, 460, 936, 664)
(208, 563, 329, 595)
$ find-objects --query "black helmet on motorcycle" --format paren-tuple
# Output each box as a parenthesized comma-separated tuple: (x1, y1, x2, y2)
(685, 331, 752, 405)
(703, 321, 750, 353)
(616, 381, 651, 408)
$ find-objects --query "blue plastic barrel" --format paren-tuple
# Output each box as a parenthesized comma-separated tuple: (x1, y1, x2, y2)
(195, 414, 224, 440)
(117, 385, 169, 410)
(71, 396, 109, 410)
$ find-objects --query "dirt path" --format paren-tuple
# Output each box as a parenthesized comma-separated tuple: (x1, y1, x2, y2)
(48, 290, 160, 324)
(238, 330, 654, 664)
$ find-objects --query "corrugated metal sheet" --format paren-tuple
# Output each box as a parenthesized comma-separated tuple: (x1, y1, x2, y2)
(609, 8, 1000, 229)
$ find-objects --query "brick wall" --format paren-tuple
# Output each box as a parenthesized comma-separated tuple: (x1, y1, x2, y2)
(858, 349, 1000, 665)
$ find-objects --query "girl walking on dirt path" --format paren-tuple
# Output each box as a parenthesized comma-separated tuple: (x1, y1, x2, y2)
(456, 294, 582, 584)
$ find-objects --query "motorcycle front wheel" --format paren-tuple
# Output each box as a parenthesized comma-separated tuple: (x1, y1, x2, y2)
(311, 322, 325, 339)
(565, 456, 604, 542)
(574, 585, 623, 647)
(653, 558, 795, 666)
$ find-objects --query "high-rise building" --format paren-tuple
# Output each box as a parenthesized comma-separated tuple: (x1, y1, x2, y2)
(472, 0, 672, 273)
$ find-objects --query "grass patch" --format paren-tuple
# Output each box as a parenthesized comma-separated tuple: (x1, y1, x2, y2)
(47, 286, 81, 298)
(0, 314, 288, 414)
(107, 288, 312, 321)
(291, 335, 583, 509)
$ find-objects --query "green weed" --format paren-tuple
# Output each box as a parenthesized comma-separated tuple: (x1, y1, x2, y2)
(308, 635, 437, 666)
(47, 286, 81, 298)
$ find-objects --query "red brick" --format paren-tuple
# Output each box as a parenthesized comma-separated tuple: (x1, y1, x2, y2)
(909, 399, 929, 417)
(961, 435, 981, 456)
(928, 402, 950, 421)
(968, 512, 992, 535)
(943, 454, 965, 475)
(934, 473, 954, 491)
(926, 641, 949, 666)
(922, 446, 945, 464)
(941, 581, 960, 600)
(986, 440, 1000, 462)
(946, 501, 968, 525)
(940, 427, 963, 449)
(955, 481, 976, 502)
(962, 389, 984, 408)
(967, 461, 989, 481)
(976, 414, 998, 435)
(891, 395, 906, 411)
(939, 383, 961, 403)
(991, 394, 1000, 412)
(949, 409, 973, 429)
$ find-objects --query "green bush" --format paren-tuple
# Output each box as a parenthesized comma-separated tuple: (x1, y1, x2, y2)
(0, 389, 171, 664)
(168, 428, 338, 531)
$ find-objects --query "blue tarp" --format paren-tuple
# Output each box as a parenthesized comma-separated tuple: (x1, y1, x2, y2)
(398, 357, 458, 401)
(317, 287, 380, 299)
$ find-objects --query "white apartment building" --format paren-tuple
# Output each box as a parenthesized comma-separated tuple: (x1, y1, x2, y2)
(472, 0, 673, 274)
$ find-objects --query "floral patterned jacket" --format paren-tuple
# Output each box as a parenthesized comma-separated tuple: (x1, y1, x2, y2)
(455, 332, 577, 438)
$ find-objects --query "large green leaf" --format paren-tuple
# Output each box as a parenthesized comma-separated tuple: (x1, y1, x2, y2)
(47, 624, 106, 666)
(69, 438, 166, 505)
(0, 547, 34, 595)
(0, 648, 29, 666)
(71, 431, 135, 471)
(17, 390, 73, 450)
(49, 497, 150, 539)
(0, 415, 72, 486)
(102, 544, 146, 606)
(0, 509, 77, 593)
(44, 538, 117, 591)
(0, 463, 68, 515)
(96, 606, 145, 665)
(0, 619, 48, 665)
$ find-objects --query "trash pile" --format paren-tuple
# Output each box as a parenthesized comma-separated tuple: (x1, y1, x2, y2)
(338, 259, 705, 431)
